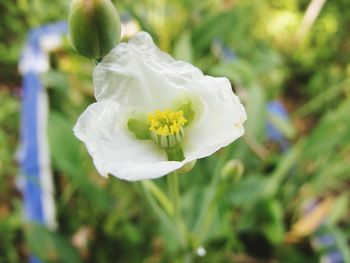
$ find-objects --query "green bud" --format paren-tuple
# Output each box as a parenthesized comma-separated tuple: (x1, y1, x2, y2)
(68, 0, 121, 59)
(176, 160, 196, 174)
(221, 160, 244, 182)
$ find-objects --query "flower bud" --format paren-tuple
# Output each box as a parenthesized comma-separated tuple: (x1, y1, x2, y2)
(221, 159, 244, 182)
(68, 0, 121, 59)
(176, 160, 196, 174)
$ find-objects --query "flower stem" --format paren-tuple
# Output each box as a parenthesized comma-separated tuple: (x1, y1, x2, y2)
(167, 172, 188, 250)
(141, 181, 179, 239)
(94, 58, 102, 65)
(143, 180, 174, 216)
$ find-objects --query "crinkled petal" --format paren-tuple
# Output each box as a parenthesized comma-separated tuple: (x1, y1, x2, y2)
(183, 76, 247, 160)
(93, 32, 203, 112)
(73, 100, 184, 181)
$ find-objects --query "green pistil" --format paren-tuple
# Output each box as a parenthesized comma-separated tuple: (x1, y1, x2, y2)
(165, 145, 185, 162)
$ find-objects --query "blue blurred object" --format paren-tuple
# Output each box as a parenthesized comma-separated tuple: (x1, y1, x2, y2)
(315, 234, 336, 248)
(323, 250, 345, 263)
(313, 231, 346, 263)
(20, 72, 45, 224)
(266, 100, 290, 151)
(212, 38, 237, 62)
(18, 21, 67, 263)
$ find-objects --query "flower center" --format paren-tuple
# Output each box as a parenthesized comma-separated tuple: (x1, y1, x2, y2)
(148, 109, 187, 148)
(127, 99, 197, 162)
(148, 109, 187, 136)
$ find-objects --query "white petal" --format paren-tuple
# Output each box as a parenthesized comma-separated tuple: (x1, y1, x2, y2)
(73, 100, 184, 181)
(183, 76, 247, 160)
(93, 32, 203, 112)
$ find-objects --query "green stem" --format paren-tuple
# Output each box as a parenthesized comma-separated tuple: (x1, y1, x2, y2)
(93, 57, 102, 65)
(168, 172, 179, 213)
(167, 173, 188, 250)
(141, 181, 180, 241)
(193, 148, 230, 242)
(143, 180, 174, 216)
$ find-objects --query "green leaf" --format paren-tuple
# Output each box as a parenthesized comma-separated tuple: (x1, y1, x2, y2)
(48, 112, 82, 176)
(192, 11, 236, 54)
(327, 195, 349, 224)
(258, 199, 285, 244)
(41, 70, 70, 91)
(229, 175, 268, 206)
(210, 60, 256, 87)
(263, 141, 303, 197)
(26, 223, 81, 263)
(48, 112, 109, 210)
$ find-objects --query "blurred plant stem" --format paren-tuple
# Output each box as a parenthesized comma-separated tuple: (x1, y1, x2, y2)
(194, 148, 230, 243)
(141, 150, 245, 260)
(141, 181, 175, 234)
(244, 131, 270, 160)
(94, 58, 102, 65)
(167, 173, 188, 249)
(143, 180, 174, 215)
(142, 173, 192, 262)
(294, 78, 350, 117)
(296, 0, 328, 43)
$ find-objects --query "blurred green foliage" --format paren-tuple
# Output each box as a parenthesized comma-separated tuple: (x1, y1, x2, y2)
(0, 89, 22, 263)
(0, 0, 350, 262)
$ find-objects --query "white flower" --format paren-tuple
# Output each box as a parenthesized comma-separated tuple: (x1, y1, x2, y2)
(74, 32, 247, 181)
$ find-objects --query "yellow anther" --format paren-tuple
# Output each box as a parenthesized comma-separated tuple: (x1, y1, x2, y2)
(148, 109, 187, 136)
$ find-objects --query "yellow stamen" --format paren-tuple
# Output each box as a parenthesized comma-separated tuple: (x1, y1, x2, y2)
(148, 109, 187, 136)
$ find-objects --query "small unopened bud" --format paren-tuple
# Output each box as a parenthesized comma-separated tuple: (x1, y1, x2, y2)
(176, 160, 196, 174)
(221, 160, 244, 182)
(68, 0, 121, 59)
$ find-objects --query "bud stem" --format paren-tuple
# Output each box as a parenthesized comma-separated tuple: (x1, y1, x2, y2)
(94, 58, 102, 65)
